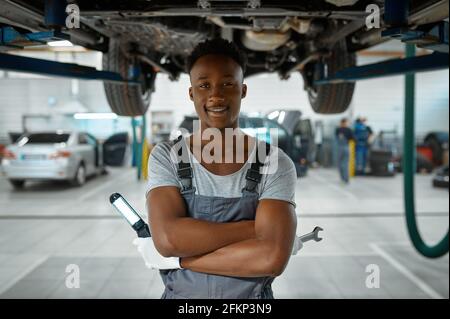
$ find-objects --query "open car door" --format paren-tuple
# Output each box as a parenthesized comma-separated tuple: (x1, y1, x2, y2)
(103, 132, 129, 167)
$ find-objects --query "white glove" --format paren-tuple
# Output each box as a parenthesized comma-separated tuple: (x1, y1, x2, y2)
(133, 238, 182, 270)
(291, 235, 303, 256)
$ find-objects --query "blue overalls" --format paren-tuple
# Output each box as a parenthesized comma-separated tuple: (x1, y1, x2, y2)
(159, 136, 274, 299)
(354, 122, 369, 175)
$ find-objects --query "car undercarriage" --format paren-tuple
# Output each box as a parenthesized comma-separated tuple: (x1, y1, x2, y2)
(0, 0, 448, 115)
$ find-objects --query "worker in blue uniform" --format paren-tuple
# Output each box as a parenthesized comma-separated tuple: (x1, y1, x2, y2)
(354, 118, 370, 175)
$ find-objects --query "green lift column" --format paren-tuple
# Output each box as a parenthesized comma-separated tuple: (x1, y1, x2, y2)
(137, 114, 147, 181)
(131, 118, 138, 168)
(403, 44, 449, 258)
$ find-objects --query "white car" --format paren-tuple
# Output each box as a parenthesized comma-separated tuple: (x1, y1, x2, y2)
(1, 131, 128, 189)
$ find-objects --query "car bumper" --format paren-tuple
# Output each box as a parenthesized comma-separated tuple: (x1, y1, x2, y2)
(1, 160, 76, 180)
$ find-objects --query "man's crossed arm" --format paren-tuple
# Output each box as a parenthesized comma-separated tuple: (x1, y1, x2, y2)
(146, 186, 297, 278)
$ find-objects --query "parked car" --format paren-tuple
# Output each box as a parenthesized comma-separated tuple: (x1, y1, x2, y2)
(432, 165, 449, 189)
(0, 1, 446, 116)
(1, 131, 128, 189)
(178, 110, 313, 177)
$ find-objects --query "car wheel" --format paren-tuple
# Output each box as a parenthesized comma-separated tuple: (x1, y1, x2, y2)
(72, 164, 86, 187)
(304, 40, 356, 114)
(102, 40, 157, 116)
(9, 179, 25, 189)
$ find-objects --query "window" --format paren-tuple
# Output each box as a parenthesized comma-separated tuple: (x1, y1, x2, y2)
(19, 133, 70, 144)
(78, 133, 88, 145)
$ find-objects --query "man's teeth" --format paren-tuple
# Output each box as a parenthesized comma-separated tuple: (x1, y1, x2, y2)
(208, 108, 227, 112)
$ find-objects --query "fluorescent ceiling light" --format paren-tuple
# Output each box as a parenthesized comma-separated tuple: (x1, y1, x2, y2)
(267, 111, 280, 120)
(48, 40, 73, 47)
(277, 111, 286, 124)
(74, 113, 118, 120)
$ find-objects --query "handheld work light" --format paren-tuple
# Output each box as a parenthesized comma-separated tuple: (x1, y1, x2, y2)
(110, 193, 151, 238)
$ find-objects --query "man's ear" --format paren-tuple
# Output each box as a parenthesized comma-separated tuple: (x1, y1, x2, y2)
(189, 87, 194, 101)
(241, 84, 247, 99)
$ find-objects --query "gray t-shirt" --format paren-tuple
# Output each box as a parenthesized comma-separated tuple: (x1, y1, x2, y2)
(146, 136, 297, 207)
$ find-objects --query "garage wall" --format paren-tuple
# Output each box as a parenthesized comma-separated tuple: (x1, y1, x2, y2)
(0, 51, 103, 144)
(352, 56, 449, 138)
(0, 78, 75, 143)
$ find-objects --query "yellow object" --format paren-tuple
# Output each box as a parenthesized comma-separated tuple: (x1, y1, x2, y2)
(349, 140, 356, 178)
(141, 138, 151, 180)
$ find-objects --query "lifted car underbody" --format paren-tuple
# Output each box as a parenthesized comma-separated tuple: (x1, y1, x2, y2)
(0, 0, 448, 115)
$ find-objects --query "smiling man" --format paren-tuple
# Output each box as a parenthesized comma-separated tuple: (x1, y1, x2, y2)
(134, 38, 299, 299)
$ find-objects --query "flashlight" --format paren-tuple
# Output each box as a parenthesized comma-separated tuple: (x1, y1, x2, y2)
(109, 193, 151, 238)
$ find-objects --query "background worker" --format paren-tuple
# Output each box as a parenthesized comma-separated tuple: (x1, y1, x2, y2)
(362, 117, 374, 146)
(336, 118, 354, 184)
(354, 117, 370, 175)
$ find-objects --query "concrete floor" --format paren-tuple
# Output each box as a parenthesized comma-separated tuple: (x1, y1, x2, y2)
(0, 167, 448, 299)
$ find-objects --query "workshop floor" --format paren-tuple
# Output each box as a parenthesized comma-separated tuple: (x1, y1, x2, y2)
(0, 167, 448, 299)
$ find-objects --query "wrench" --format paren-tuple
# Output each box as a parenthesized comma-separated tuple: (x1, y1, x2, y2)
(299, 226, 323, 244)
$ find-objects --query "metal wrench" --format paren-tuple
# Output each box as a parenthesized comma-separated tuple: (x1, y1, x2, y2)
(299, 227, 323, 244)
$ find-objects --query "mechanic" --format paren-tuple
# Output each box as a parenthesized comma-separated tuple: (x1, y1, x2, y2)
(361, 117, 374, 146)
(354, 117, 371, 175)
(336, 118, 354, 184)
(133, 38, 300, 299)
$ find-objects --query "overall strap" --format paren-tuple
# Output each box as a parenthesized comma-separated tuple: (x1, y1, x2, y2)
(173, 135, 193, 192)
(243, 142, 271, 193)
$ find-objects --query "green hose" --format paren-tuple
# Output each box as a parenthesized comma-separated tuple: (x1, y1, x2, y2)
(404, 44, 449, 258)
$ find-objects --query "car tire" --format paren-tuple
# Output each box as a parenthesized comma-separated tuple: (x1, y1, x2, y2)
(71, 164, 86, 187)
(9, 179, 25, 189)
(102, 40, 156, 116)
(304, 40, 356, 114)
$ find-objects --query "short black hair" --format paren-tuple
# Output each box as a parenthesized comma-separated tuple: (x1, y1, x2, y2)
(187, 38, 247, 75)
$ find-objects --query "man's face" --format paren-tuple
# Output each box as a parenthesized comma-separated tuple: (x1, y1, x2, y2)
(189, 54, 247, 131)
